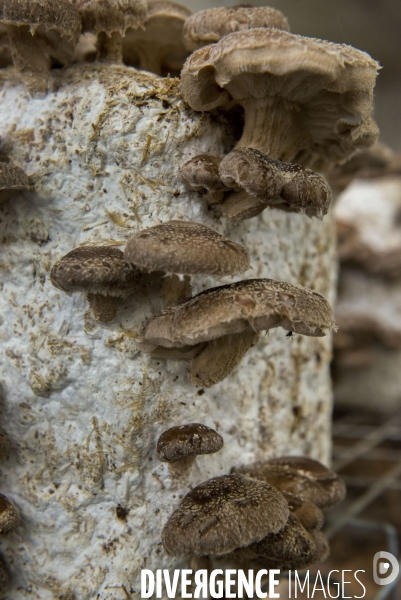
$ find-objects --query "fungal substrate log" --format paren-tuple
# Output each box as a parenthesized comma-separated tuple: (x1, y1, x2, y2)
(0, 64, 335, 599)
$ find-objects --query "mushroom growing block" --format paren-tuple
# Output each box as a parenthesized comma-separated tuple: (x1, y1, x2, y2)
(0, 60, 337, 596)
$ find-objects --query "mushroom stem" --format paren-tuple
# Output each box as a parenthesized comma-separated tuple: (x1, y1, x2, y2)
(168, 454, 196, 475)
(87, 292, 119, 322)
(97, 31, 123, 63)
(237, 97, 293, 160)
(6, 25, 50, 94)
(162, 274, 192, 307)
(137, 48, 163, 76)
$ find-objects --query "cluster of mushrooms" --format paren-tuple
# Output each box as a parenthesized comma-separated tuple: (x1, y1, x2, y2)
(0, 0, 382, 587)
(157, 423, 345, 573)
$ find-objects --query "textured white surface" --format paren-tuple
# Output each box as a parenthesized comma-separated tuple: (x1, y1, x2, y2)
(0, 64, 336, 599)
(335, 176, 401, 254)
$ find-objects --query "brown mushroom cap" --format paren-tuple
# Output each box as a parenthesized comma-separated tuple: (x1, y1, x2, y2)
(232, 513, 322, 570)
(183, 5, 290, 51)
(180, 154, 229, 205)
(50, 246, 139, 297)
(0, 0, 82, 91)
(124, 221, 250, 277)
(282, 492, 324, 532)
(162, 474, 289, 557)
(0, 0, 81, 41)
(77, 0, 147, 36)
(181, 28, 379, 166)
(157, 423, 223, 463)
(234, 456, 346, 510)
(0, 162, 29, 192)
(122, 0, 191, 76)
(218, 148, 332, 220)
(0, 493, 20, 534)
(141, 279, 336, 349)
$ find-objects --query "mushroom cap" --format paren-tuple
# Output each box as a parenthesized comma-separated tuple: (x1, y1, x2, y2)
(239, 513, 321, 570)
(234, 456, 346, 510)
(0, 0, 81, 41)
(50, 246, 139, 297)
(157, 423, 223, 463)
(181, 28, 379, 165)
(122, 0, 191, 74)
(183, 5, 290, 50)
(124, 221, 250, 277)
(180, 154, 228, 200)
(141, 278, 336, 348)
(162, 474, 289, 557)
(0, 162, 29, 191)
(219, 148, 332, 218)
(281, 492, 324, 531)
(0, 493, 19, 534)
(76, 0, 147, 36)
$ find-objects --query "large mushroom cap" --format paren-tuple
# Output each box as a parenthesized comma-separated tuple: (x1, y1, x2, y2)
(157, 423, 223, 462)
(124, 221, 250, 277)
(181, 28, 379, 165)
(76, 0, 147, 36)
(50, 246, 139, 297)
(162, 474, 289, 557)
(0, 0, 81, 41)
(234, 456, 346, 510)
(183, 5, 290, 51)
(0, 162, 29, 192)
(122, 0, 191, 76)
(141, 278, 336, 348)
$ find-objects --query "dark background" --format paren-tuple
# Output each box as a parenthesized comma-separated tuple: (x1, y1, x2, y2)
(181, 0, 401, 152)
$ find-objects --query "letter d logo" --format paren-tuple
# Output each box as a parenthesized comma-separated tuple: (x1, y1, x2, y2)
(373, 552, 399, 585)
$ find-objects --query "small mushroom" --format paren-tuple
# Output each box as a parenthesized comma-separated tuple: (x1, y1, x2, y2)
(0, 429, 10, 461)
(50, 246, 140, 323)
(122, 0, 191, 76)
(156, 423, 223, 474)
(231, 513, 329, 570)
(0, 162, 29, 200)
(0, 0, 82, 93)
(183, 5, 290, 51)
(180, 154, 229, 206)
(124, 221, 250, 306)
(75, 0, 147, 64)
(218, 148, 332, 222)
(0, 493, 20, 534)
(162, 474, 289, 557)
(234, 456, 346, 510)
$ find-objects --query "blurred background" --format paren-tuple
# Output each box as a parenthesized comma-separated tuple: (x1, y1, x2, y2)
(181, 0, 401, 152)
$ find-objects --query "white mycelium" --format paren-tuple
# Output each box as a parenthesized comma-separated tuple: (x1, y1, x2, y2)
(0, 64, 335, 599)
